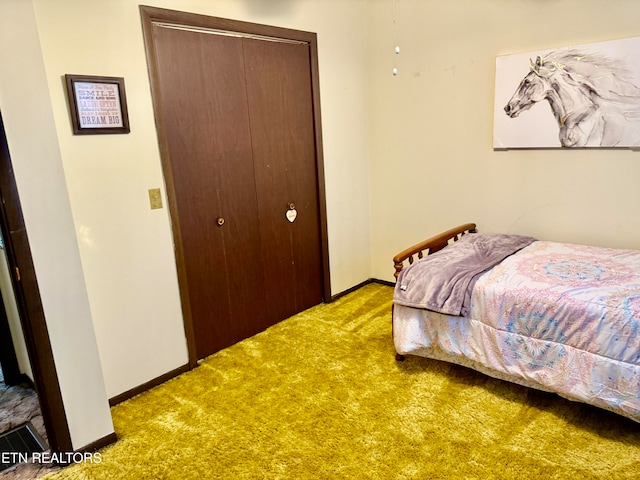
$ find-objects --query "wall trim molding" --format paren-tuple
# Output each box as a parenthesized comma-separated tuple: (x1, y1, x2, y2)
(75, 432, 118, 456)
(331, 278, 394, 301)
(109, 363, 189, 406)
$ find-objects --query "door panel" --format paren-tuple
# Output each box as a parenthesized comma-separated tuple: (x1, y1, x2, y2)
(243, 38, 324, 323)
(153, 26, 268, 358)
(143, 8, 329, 363)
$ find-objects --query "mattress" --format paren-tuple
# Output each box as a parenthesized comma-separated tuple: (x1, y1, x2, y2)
(393, 240, 640, 422)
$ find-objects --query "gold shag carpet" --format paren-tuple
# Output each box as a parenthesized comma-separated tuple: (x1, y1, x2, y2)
(46, 283, 640, 479)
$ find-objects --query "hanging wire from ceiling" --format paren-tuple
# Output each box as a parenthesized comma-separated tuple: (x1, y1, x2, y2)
(392, 0, 400, 76)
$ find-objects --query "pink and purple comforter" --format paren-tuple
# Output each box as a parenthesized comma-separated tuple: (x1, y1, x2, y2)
(393, 238, 640, 422)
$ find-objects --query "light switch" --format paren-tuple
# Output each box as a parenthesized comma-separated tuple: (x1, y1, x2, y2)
(148, 188, 163, 210)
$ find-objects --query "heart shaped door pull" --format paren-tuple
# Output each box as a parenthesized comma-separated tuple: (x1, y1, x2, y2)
(286, 204, 297, 223)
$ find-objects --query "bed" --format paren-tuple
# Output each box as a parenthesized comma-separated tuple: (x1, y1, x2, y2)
(392, 223, 640, 423)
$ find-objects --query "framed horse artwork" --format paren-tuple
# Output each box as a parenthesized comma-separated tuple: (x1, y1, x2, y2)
(493, 36, 640, 149)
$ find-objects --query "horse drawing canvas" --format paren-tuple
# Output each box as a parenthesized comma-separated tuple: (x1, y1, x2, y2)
(494, 37, 640, 148)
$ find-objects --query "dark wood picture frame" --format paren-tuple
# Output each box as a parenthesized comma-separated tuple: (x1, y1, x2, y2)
(65, 74, 130, 135)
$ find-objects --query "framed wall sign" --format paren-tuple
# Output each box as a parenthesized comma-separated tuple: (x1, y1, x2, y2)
(65, 74, 130, 135)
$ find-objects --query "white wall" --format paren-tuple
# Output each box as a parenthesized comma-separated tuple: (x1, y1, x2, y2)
(0, 0, 114, 450)
(28, 0, 372, 401)
(368, 0, 640, 282)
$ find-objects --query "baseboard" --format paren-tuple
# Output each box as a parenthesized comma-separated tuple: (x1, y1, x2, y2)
(331, 278, 395, 301)
(108, 363, 189, 406)
(74, 431, 118, 455)
(16, 373, 35, 388)
(372, 278, 395, 288)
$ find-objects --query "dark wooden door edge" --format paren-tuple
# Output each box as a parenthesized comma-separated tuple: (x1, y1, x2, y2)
(306, 33, 332, 305)
(0, 112, 72, 453)
(139, 5, 331, 369)
(0, 289, 23, 385)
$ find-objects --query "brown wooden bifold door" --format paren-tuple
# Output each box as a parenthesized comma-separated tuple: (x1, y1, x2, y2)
(141, 7, 329, 363)
(243, 37, 324, 325)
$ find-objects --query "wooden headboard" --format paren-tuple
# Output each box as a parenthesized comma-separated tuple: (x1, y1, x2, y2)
(392, 223, 477, 279)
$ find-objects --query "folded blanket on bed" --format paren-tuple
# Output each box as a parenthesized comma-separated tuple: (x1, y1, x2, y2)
(393, 233, 536, 316)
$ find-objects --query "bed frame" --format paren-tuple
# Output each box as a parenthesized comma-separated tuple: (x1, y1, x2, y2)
(392, 223, 477, 361)
(391, 223, 640, 422)
(393, 223, 477, 279)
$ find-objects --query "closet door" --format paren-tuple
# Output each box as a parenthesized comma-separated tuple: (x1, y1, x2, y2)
(243, 38, 324, 324)
(153, 25, 269, 358)
(147, 16, 327, 362)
